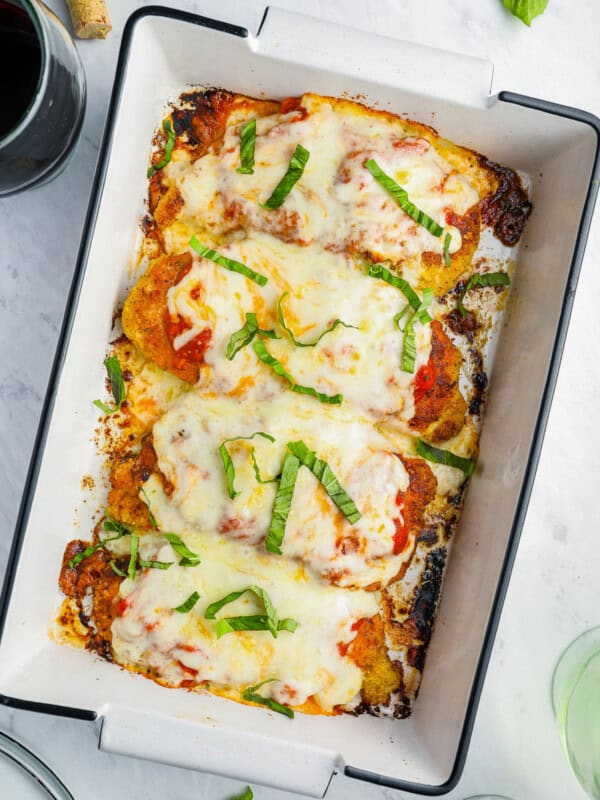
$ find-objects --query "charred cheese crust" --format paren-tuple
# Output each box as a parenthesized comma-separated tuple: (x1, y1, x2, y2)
(58, 89, 531, 718)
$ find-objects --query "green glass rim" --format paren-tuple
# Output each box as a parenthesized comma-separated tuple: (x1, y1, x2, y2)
(551, 626, 600, 723)
(563, 647, 600, 798)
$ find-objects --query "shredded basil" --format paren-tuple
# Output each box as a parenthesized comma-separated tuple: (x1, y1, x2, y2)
(261, 144, 310, 209)
(190, 237, 268, 287)
(138, 558, 174, 570)
(265, 453, 300, 555)
(69, 514, 131, 568)
(127, 534, 139, 581)
(277, 292, 357, 347)
(252, 340, 343, 405)
(443, 232, 452, 268)
(401, 288, 434, 373)
(286, 441, 362, 524)
(163, 533, 201, 567)
(93, 355, 126, 415)
(393, 305, 412, 331)
(502, 0, 549, 26)
(205, 585, 297, 640)
(367, 264, 421, 311)
(216, 616, 298, 638)
(236, 119, 256, 175)
(109, 560, 127, 578)
(416, 438, 474, 476)
(228, 786, 254, 800)
(457, 272, 510, 317)
(365, 159, 444, 237)
(226, 312, 278, 360)
(173, 591, 201, 613)
(249, 447, 279, 485)
(140, 487, 158, 529)
(219, 432, 276, 499)
(242, 679, 294, 718)
(147, 119, 176, 178)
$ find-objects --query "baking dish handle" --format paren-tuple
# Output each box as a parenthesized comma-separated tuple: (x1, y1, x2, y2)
(98, 704, 341, 797)
(254, 6, 493, 110)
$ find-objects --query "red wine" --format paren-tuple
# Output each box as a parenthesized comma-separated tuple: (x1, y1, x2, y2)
(0, 0, 85, 196)
(0, 1, 42, 138)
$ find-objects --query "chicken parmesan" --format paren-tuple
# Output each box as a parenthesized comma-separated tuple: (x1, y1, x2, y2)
(57, 89, 531, 718)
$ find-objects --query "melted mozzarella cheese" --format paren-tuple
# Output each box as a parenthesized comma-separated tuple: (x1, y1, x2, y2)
(111, 533, 379, 710)
(148, 392, 413, 589)
(170, 95, 478, 262)
(166, 231, 431, 417)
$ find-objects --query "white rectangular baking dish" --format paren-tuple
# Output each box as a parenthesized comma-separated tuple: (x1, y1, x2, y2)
(1, 6, 598, 797)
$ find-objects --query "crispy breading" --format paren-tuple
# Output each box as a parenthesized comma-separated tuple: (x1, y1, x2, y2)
(122, 252, 202, 384)
(410, 320, 467, 443)
(106, 438, 160, 530)
(348, 615, 402, 706)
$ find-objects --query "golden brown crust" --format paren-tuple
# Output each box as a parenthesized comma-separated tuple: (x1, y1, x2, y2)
(154, 185, 184, 228)
(399, 456, 438, 535)
(348, 615, 402, 706)
(107, 438, 160, 530)
(419, 206, 482, 295)
(59, 539, 123, 659)
(122, 252, 202, 384)
(410, 320, 467, 443)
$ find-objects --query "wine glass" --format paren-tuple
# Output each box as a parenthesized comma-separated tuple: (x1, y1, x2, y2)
(552, 626, 600, 798)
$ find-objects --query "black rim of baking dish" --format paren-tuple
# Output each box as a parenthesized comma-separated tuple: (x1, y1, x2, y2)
(1, 5, 599, 796)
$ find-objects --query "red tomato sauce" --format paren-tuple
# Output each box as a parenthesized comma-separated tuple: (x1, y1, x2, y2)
(413, 358, 437, 404)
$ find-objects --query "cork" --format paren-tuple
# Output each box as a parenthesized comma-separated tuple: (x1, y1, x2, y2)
(65, 0, 111, 39)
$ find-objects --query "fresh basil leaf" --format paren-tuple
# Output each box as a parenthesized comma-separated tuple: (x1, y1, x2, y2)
(109, 560, 127, 578)
(265, 453, 300, 555)
(443, 232, 452, 268)
(219, 432, 276, 499)
(93, 355, 126, 415)
(163, 533, 201, 566)
(286, 441, 362, 524)
(393, 305, 411, 331)
(69, 515, 130, 568)
(261, 144, 310, 210)
(242, 680, 294, 719)
(190, 237, 268, 287)
(277, 618, 299, 633)
(138, 558, 174, 570)
(215, 616, 298, 637)
(365, 159, 444, 237)
(127, 534, 139, 581)
(502, 0, 549, 25)
(249, 447, 279, 485)
(457, 272, 510, 317)
(252, 340, 343, 405)
(206, 585, 297, 640)
(179, 556, 201, 568)
(69, 543, 100, 568)
(216, 616, 271, 638)
(228, 786, 254, 800)
(102, 514, 133, 537)
(236, 119, 256, 175)
(204, 587, 255, 620)
(277, 292, 357, 347)
(416, 438, 474, 476)
(367, 264, 421, 311)
(173, 591, 201, 613)
(226, 312, 278, 361)
(140, 487, 158, 529)
(401, 288, 434, 374)
(147, 119, 176, 178)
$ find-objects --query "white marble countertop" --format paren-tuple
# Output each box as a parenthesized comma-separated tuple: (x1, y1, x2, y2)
(1, 1, 599, 798)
